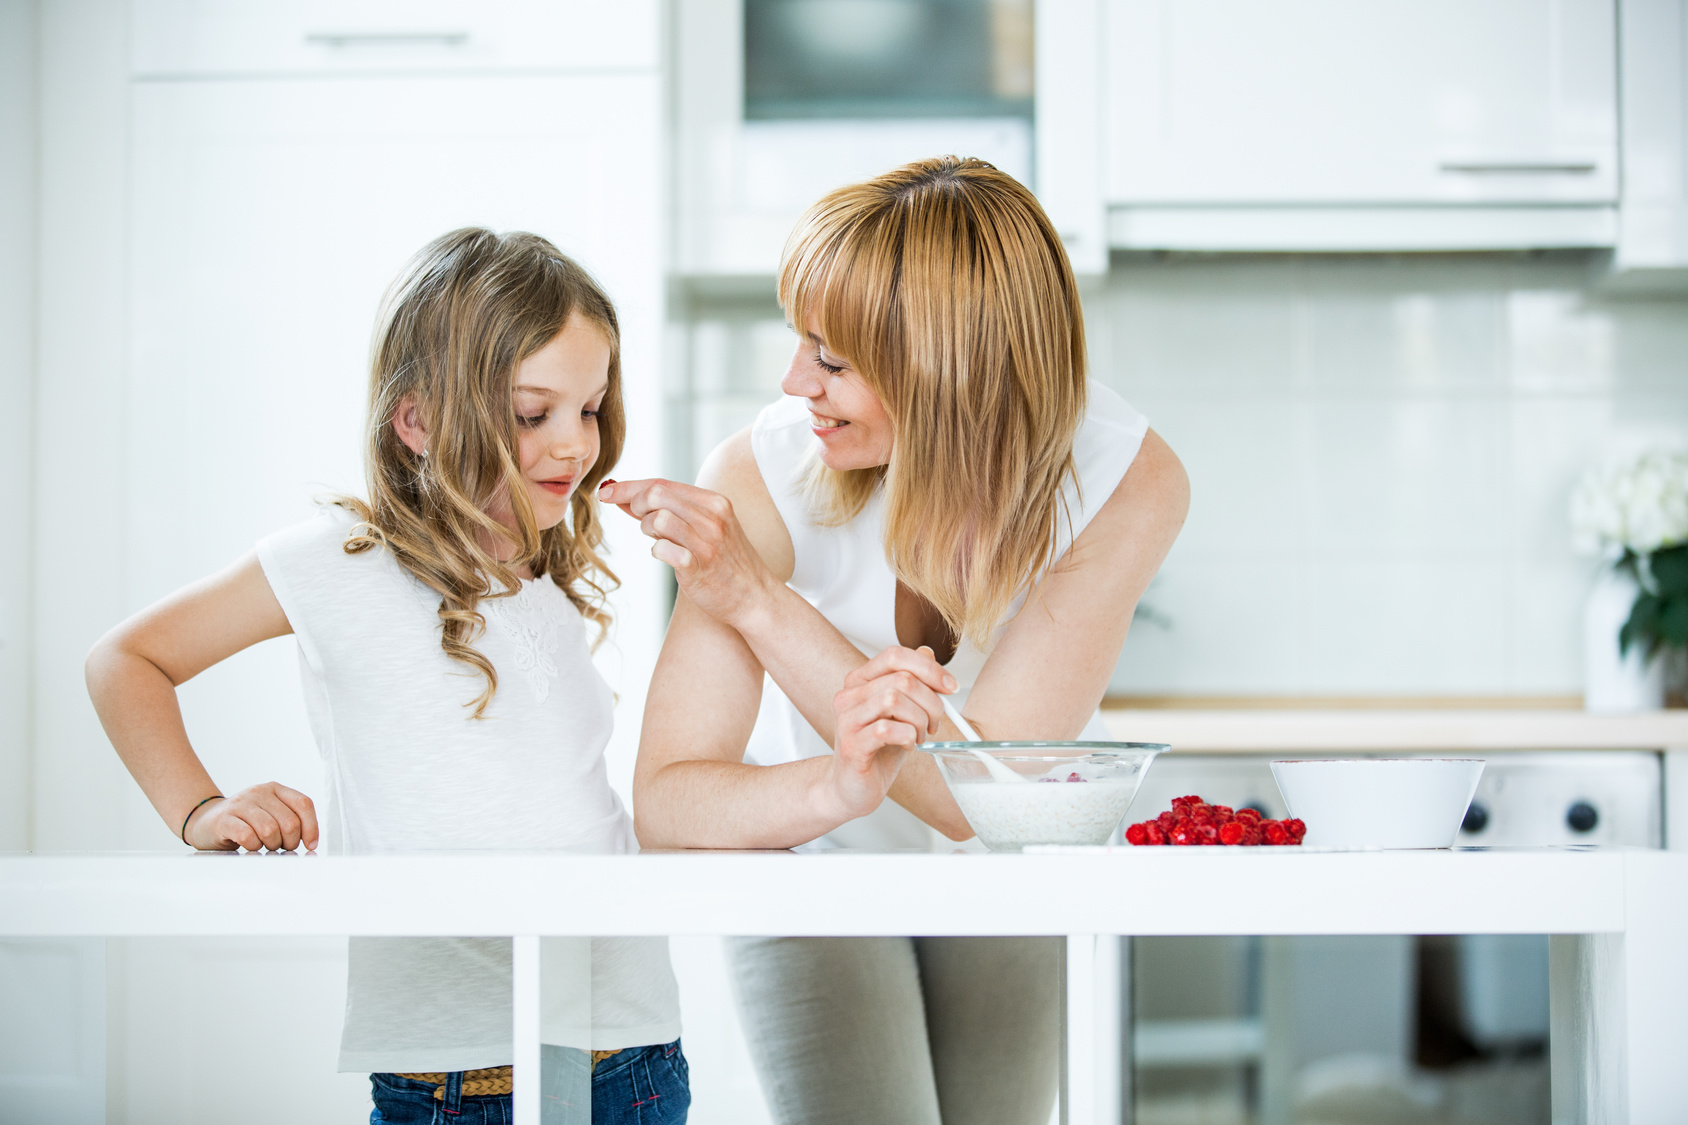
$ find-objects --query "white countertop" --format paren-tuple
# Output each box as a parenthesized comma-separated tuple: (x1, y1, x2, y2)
(1100, 708, 1688, 752)
(0, 847, 1660, 938)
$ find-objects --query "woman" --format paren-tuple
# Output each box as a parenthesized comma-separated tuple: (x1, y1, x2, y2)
(600, 157, 1188, 1124)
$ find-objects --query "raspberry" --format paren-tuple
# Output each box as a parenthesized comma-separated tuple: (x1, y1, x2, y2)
(1235, 808, 1262, 825)
(1286, 818, 1306, 841)
(1211, 805, 1235, 822)
(1172, 795, 1203, 809)
(1197, 823, 1219, 843)
(1156, 811, 1176, 830)
(1263, 821, 1290, 846)
(1143, 823, 1165, 845)
(1189, 807, 1214, 825)
(1125, 823, 1148, 845)
(1218, 821, 1246, 845)
(1241, 826, 1263, 846)
(1066, 772, 1086, 783)
(1170, 825, 1196, 846)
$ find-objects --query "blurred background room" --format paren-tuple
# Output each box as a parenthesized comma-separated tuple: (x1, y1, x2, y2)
(3, 1, 1688, 1123)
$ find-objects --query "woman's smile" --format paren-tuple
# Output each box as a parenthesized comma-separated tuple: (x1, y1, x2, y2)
(810, 412, 849, 437)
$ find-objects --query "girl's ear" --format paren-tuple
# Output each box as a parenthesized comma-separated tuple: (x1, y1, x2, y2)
(391, 394, 428, 456)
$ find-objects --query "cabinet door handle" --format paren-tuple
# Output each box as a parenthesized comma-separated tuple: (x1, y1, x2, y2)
(1438, 161, 1596, 174)
(304, 32, 470, 48)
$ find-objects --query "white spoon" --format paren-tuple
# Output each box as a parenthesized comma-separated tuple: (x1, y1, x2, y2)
(942, 698, 1027, 784)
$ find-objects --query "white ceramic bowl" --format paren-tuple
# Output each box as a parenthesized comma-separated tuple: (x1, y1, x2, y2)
(1269, 758, 1486, 848)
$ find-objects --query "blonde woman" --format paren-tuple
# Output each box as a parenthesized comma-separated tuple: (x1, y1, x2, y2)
(87, 229, 688, 1123)
(600, 158, 1188, 1123)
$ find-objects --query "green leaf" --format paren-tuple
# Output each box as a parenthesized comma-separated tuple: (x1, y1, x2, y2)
(1651, 545, 1688, 598)
(1622, 594, 1664, 656)
(1660, 598, 1688, 646)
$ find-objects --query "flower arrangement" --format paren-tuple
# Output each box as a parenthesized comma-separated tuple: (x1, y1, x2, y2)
(1570, 449, 1688, 661)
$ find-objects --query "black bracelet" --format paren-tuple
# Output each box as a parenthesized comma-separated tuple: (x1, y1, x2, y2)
(180, 795, 223, 846)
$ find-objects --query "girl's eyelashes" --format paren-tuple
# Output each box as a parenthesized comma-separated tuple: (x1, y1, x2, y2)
(815, 351, 844, 375)
(516, 412, 548, 428)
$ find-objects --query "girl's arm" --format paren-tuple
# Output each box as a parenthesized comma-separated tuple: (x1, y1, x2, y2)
(611, 427, 1190, 846)
(85, 551, 319, 851)
(620, 432, 974, 849)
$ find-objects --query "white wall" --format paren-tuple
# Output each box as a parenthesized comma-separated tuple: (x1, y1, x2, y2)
(1096, 252, 1688, 699)
(33, 0, 132, 850)
(0, 0, 36, 852)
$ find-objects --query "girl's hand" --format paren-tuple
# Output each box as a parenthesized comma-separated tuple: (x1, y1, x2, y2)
(185, 782, 319, 852)
(824, 646, 956, 822)
(598, 478, 778, 629)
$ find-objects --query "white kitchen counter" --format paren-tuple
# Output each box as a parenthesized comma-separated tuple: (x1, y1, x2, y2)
(1100, 707, 1688, 752)
(2, 846, 1682, 1125)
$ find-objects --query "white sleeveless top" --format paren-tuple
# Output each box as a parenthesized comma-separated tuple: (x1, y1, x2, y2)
(746, 380, 1150, 849)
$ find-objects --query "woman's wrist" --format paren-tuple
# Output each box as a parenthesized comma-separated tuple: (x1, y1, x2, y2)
(719, 568, 790, 641)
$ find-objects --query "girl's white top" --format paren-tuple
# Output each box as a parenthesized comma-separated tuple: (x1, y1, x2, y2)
(745, 380, 1150, 849)
(257, 509, 679, 1072)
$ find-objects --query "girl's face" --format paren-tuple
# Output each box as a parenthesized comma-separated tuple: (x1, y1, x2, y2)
(779, 315, 894, 471)
(495, 311, 610, 534)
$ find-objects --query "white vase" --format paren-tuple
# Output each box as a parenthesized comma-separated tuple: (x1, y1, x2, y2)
(1583, 565, 1667, 712)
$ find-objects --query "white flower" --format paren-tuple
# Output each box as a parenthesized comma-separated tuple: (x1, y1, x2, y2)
(1570, 449, 1688, 555)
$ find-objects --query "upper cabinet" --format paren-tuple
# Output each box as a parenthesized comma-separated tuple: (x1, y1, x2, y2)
(1102, 0, 1620, 250)
(130, 0, 657, 75)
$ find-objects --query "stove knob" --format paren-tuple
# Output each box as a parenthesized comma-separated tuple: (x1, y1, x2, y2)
(1567, 802, 1599, 834)
(1461, 802, 1489, 834)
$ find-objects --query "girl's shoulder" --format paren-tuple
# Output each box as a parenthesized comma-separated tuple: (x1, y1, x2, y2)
(255, 505, 430, 654)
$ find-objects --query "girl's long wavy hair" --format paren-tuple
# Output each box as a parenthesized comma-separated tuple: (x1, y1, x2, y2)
(781, 156, 1087, 648)
(337, 228, 624, 717)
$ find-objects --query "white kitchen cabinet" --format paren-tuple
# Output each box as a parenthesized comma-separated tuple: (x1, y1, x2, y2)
(1613, 0, 1688, 284)
(1104, 0, 1619, 249)
(131, 0, 657, 76)
(673, 0, 1036, 276)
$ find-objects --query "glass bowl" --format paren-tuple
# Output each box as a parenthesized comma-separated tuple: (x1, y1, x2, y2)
(919, 741, 1167, 852)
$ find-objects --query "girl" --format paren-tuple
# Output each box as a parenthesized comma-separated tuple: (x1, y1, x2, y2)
(603, 157, 1189, 1124)
(86, 228, 689, 1124)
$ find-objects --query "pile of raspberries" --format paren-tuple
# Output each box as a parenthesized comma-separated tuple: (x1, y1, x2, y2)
(1125, 795, 1306, 846)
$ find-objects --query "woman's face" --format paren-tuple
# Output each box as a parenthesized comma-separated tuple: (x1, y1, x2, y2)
(779, 315, 894, 471)
(495, 311, 609, 533)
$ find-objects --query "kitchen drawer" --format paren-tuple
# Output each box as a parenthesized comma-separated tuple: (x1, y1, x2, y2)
(130, 0, 658, 77)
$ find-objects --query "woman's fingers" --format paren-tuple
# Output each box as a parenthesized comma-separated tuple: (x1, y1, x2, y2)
(844, 645, 958, 696)
(836, 671, 945, 736)
(600, 478, 720, 524)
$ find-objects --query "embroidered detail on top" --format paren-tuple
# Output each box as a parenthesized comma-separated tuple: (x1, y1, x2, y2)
(481, 587, 559, 704)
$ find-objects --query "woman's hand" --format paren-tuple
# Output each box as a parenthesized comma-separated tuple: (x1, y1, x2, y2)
(598, 478, 779, 629)
(184, 782, 319, 852)
(822, 646, 957, 822)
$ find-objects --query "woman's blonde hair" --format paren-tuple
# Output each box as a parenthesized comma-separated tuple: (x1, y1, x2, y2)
(338, 228, 624, 717)
(780, 156, 1087, 647)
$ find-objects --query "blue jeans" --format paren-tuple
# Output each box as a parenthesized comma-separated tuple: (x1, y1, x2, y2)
(370, 1040, 690, 1125)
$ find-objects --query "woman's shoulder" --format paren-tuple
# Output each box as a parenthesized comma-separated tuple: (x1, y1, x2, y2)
(699, 425, 797, 584)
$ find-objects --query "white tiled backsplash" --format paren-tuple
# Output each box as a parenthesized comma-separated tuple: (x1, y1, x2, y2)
(672, 252, 1688, 698)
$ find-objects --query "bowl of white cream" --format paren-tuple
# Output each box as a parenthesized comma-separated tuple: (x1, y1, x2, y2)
(919, 742, 1167, 852)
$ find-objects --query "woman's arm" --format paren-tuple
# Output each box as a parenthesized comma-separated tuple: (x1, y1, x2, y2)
(621, 432, 975, 848)
(85, 551, 319, 851)
(616, 426, 1188, 846)
(966, 428, 1190, 740)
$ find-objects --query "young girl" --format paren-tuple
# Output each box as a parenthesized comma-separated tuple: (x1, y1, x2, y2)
(86, 228, 688, 1124)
